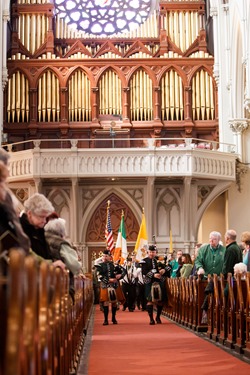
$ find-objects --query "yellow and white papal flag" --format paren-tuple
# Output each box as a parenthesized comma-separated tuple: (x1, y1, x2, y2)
(134, 211, 148, 261)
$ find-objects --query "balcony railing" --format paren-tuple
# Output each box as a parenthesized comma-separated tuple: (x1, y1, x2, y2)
(4, 138, 237, 182)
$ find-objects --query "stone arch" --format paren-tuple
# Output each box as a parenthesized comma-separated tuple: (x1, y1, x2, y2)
(82, 191, 140, 271)
(85, 192, 139, 244)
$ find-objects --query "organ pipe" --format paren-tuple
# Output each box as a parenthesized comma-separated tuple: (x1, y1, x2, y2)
(161, 70, 184, 121)
(98, 70, 122, 117)
(7, 72, 29, 123)
(130, 70, 152, 121)
(191, 69, 215, 121)
(37, 71, 60, 122)
(68, 70, 92, 122)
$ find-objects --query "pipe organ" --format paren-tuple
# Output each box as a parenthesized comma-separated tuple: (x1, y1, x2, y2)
(4, 0, 217, 144)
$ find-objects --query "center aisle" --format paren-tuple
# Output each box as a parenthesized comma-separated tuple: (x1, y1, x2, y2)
(78, 306, 250, 375)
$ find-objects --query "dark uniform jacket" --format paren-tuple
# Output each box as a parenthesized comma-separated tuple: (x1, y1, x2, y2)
(222, 241, 242, 278)
(95, 261, 125, 288)
(141, 257, 170, 284)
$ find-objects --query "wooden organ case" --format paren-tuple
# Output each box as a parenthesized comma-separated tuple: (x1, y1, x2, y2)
(4, 0, 217, 147)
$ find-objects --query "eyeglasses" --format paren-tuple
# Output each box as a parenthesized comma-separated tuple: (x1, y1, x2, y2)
(32, 212, 48, 220)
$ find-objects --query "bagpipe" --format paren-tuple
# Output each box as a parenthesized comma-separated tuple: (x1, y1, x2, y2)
(155, 255, 172, 277)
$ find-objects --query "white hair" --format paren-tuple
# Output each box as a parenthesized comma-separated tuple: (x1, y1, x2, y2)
(209, 231, 221, 241)
(234, 262, 247, 275)
(24, 193, 54, 216)
(44, 218, 66, 238)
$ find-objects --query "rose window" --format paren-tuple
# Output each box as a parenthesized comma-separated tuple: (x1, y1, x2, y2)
(54, 0, 158, 36)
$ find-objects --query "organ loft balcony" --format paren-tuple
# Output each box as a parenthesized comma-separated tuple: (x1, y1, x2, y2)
(5, 137, 236, 185)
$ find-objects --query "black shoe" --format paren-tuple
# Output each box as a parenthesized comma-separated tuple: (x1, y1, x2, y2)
(156, 317, 162, 324)
(149, 319, 155, 325)
(112, 319, 118, 324)
(103, 320, 109, 326)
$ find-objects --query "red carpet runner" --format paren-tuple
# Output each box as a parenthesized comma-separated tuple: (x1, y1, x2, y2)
(80, 306, 250, 375)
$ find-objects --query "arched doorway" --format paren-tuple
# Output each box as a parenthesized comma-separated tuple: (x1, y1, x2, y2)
(85, 192, 140, 271)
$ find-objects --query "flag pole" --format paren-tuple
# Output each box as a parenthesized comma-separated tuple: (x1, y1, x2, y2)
(105, 200, 110, 249)
(169, 228, 173, 254)
(105, 200, 115, 253)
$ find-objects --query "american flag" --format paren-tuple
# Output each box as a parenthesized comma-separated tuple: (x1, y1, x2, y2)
(105, 202, 115, 253)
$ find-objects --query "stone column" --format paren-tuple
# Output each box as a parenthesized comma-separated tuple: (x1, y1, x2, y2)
(229, 119, 249, 161)
(183, 177, 192, 253)
(210, 6, 219, 84)
(71, 177, 79, 243)
(145, 176, 155, 243)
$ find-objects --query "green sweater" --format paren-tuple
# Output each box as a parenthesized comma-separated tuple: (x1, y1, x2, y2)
(195, 243, 226, 276)
(180, 263, 193, 278)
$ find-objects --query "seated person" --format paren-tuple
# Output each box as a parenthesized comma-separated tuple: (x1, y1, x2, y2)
(44, 218, 85, 302)
(180, 253, 193, 278)
(20, 193, 65, 270)
(44, 217, 84, 278)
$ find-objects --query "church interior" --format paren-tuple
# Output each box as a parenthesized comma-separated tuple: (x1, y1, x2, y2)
(1, 0, 250, 374)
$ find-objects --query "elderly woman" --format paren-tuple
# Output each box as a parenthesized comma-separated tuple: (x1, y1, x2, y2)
(44, 218, 85, 302)
(44, 218, 83, 276)
(20, 193, 56, 259)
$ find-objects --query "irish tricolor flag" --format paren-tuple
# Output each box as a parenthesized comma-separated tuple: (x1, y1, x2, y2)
(113, 211, 127, 264)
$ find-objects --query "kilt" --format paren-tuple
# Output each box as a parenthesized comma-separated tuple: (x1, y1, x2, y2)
(145, 280, 167, 304)
(100, 283, 125, 304)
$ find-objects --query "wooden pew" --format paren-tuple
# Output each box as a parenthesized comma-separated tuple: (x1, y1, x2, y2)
(0, 249, 8, 375)
(245, 272, 250, 358)
(187, 276, 194, 328)
(21, 255, 39, 375)
(170, 278, 179, 322)
(183, 277, 192, 327)
(218, 274, 227, 345)
(164, 277, 174, 319)
(1, 249, 94, 375)
(37, 261, 54, 375)
(180, 277, 186, 325)
(191, 276, 198, 330)
(193, 276, 208, 332)
(234, 273, 247, 354)
(224, 273, 237, 349)
(206, 274, 214, 339)
(211, 274, 221, 342)
(183, 277, 191, 327)
(3, 250, 25, 375)
(175, 278, 182, 323)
